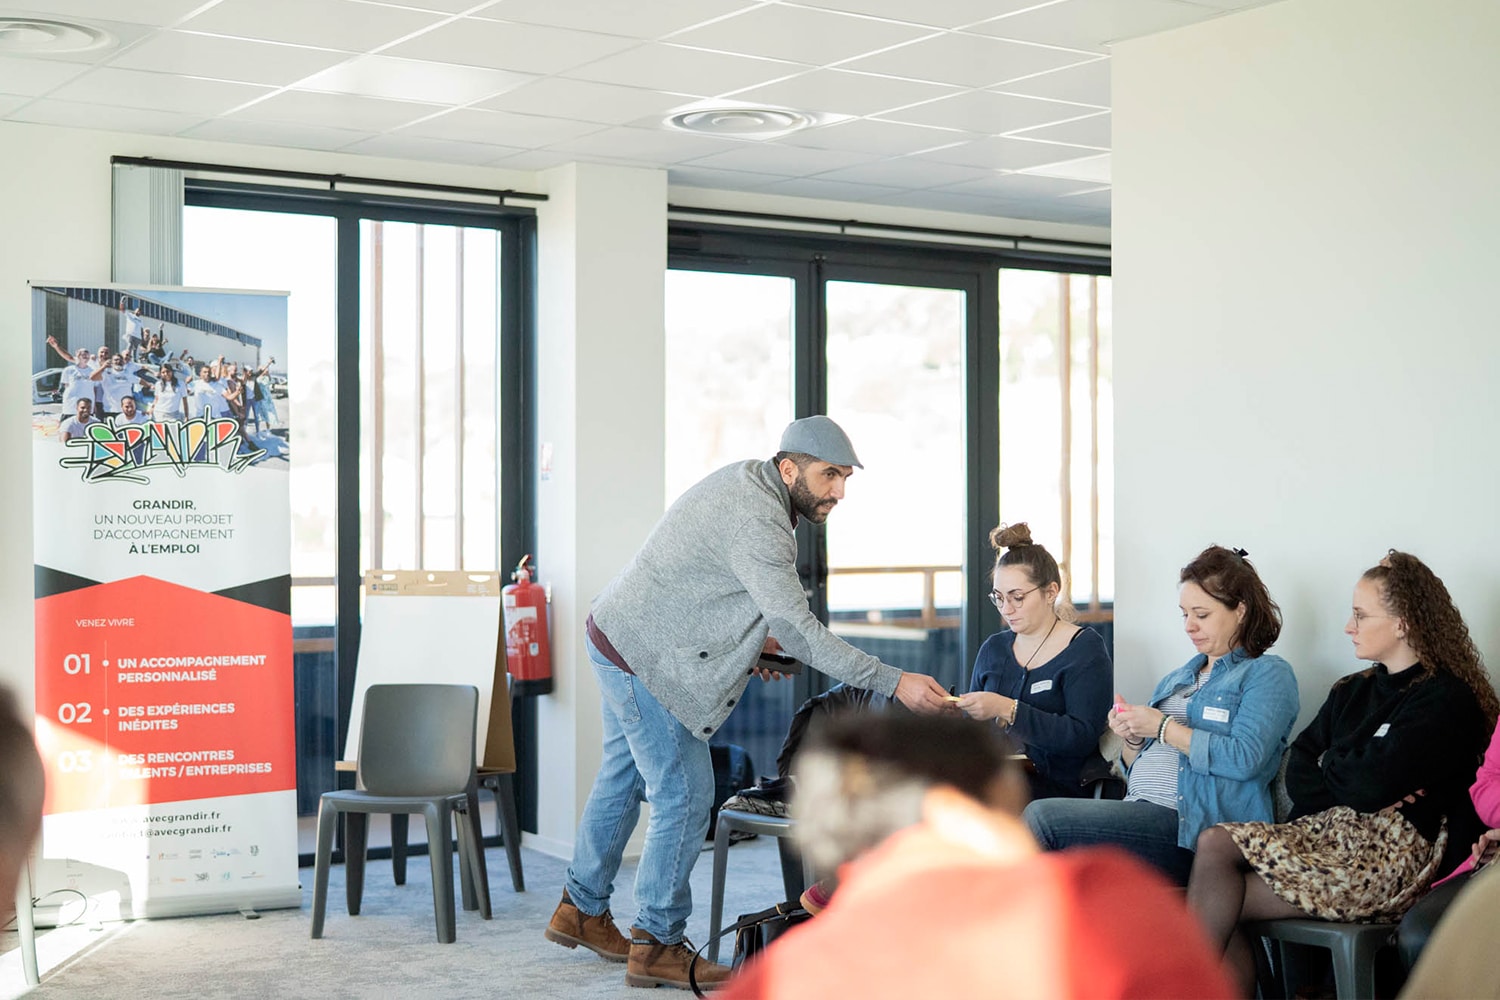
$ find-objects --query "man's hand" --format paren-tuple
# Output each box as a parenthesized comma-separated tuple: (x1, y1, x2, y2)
(893, 672, 951, 715)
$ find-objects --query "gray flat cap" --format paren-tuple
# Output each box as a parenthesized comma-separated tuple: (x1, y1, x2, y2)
(779, 415, 863, 468)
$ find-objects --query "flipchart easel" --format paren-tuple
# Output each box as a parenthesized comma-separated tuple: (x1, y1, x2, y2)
(344, 570, 524, 891)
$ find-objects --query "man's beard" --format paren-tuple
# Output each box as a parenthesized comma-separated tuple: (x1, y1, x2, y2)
(788, 473, 836, 523)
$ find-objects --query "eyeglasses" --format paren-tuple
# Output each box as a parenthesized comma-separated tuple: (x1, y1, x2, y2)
(1349, 611, 1392, 628)
(989, 586, 1039, 611)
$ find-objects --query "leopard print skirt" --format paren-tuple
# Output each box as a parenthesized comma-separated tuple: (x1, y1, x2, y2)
(1219, 805, 1446, 923)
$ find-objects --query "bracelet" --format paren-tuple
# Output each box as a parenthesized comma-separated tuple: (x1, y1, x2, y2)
(1007, 698, 1019, 726)
(1156, 715, 1171, 743)
(1124, 735, 1146, 749)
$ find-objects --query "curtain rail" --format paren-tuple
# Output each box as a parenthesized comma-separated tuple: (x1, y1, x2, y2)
(111, 155, 547, 204)
(667, 203, 1109, 254)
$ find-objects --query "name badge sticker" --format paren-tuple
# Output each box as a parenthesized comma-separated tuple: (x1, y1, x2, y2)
(1374, 723, 1391, 738)
(1030, 679, 1054, 694)
(1203, 706, 1231, 723)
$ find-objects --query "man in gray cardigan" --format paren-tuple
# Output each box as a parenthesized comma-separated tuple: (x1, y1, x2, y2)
(545, 415, 951, 989)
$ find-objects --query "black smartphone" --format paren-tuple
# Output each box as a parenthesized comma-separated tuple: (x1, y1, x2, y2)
(757, 651, 804, 675)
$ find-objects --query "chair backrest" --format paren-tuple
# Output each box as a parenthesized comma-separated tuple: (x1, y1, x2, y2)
(356, 683, 477, 796)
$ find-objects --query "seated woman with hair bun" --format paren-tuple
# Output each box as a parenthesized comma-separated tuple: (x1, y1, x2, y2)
(1022, 545, 1301, 887)
(1186, 551, 1497, 997)
(955, 522, 1114, 801)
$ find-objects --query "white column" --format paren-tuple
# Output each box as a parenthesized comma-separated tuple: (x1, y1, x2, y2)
(531, 162, 667, 857)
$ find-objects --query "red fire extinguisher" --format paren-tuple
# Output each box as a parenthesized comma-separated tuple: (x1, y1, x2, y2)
(503, 554, 553, 695)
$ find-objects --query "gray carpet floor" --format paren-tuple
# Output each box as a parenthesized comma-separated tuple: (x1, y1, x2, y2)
(3, 834, 787, 999)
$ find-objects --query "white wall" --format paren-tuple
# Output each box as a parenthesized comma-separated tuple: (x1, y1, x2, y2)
(1111, 0, 1500, 721)
(531, 162, 667, 855)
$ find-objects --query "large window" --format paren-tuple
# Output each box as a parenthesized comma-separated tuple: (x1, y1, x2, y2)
(998, 269, 1113, 609)
(184, 191, 532, 823)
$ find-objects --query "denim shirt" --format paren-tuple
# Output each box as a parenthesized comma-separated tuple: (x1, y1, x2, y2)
(1131, 647, 1300, 850)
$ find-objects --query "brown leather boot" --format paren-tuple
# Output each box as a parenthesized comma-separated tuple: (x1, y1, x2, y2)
(543, 889, 630, 962)
(626, 927, 733, 990)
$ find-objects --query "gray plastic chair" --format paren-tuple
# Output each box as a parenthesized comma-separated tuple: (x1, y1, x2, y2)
(311, 683, 492, 943)
(1248, 918, 1397, 1000)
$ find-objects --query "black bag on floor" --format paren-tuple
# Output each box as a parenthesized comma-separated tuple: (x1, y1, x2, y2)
(707, 743, 756, 840)
(690, 900, 811, 997)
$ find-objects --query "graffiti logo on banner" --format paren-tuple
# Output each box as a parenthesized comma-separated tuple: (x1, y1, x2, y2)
(61, 417, 264, 484)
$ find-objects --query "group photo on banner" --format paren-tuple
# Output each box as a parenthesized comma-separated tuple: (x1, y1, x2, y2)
(28, 282, 300, 919)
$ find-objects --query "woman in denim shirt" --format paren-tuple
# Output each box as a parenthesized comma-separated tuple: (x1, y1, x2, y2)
(1023, 546, 1300, 885)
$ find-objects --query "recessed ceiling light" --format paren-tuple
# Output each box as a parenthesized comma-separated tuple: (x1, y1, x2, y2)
(0, 18, 114, 55)
(665, 106, 814, 140)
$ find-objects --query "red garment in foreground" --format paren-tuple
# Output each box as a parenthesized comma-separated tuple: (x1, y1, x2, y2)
(722, 822, 1233, 1000)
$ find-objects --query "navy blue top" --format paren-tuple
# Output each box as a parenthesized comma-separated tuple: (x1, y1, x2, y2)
(969, 626, 1113, 791)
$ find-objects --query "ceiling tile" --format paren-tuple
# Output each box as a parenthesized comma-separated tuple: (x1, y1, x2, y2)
(918, 134, 1101, 170)
(876, 187, 1030, 216)
(758, 176, 906, 201)
(398, 107, 602, 146)
(179, 116, 374, 151)
(781, 118, 968, 156)
(1009, 109, 1109, 146)
(488, 149, 579, 171)
(546, 125, 740, 163)
(724, 68, 958, 118)
(471, 0, 756, 39)
(803, 158, 1000, 189)
(563, 43, 803, 97)
(669, 5, 935, 65)
(294, 54, 533, 105)
(387, 18, 639, 76)
(8, 97, 203, 134)
(788, 0, 1060, 30)
(1058, 186, 1111, 209)
(0, 55, 89, 96)
(341, 133, 528, 166)
(357, 0, 489, 11)
(47, 67, 274, 115)
(109, 30, 350, 85)
(1020, 151, 1110, 182)
(879, 89, 1102, 135)
(997, 56, 1109, 106)
(681, 142, 875, 177)
(231, 90, 447, 131)
(3, 0, 205, 26)
(839, 32, 1097, 88)
(477, 78, 693, 126)
(177, 0, 446, 52)
(669, 164, 785, 190)
(970, 0, 1217, 54)
(0, 94, 26, 115)
(936, 171, 1101, 198)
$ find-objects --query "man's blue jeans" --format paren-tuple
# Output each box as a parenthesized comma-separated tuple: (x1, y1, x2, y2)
(1023, 797, 1197, 886)
(565, 635, 714, 944)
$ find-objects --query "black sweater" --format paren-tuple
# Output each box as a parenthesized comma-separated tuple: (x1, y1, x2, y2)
(1285, 663, 1488, 872)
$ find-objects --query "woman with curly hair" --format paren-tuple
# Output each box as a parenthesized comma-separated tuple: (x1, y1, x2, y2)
(1186, 551, 1497, 997)
(955, 522, 1113, 801)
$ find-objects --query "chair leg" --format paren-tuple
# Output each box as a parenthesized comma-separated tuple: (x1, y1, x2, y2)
(777, 837, 807, 901)
(457, 798, 492, 919)
(424, 803, 456, 943)
(456, 802, 478, 914)
(390, 813, 408, 886)
(493, 772, 526, 892)
(1334, 933, 1387, 1000)
(707, 816, 733, 964)
(345, 811, 368, 916)
(311, 800, 338, 938)
(463, 781, 491, 910)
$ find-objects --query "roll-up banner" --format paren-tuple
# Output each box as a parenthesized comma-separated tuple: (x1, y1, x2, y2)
(29, 283, 299, 918)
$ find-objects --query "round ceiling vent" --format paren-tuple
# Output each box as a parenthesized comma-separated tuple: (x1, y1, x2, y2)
(666, 107, 814, 139)
(0, 18, 115, 55)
